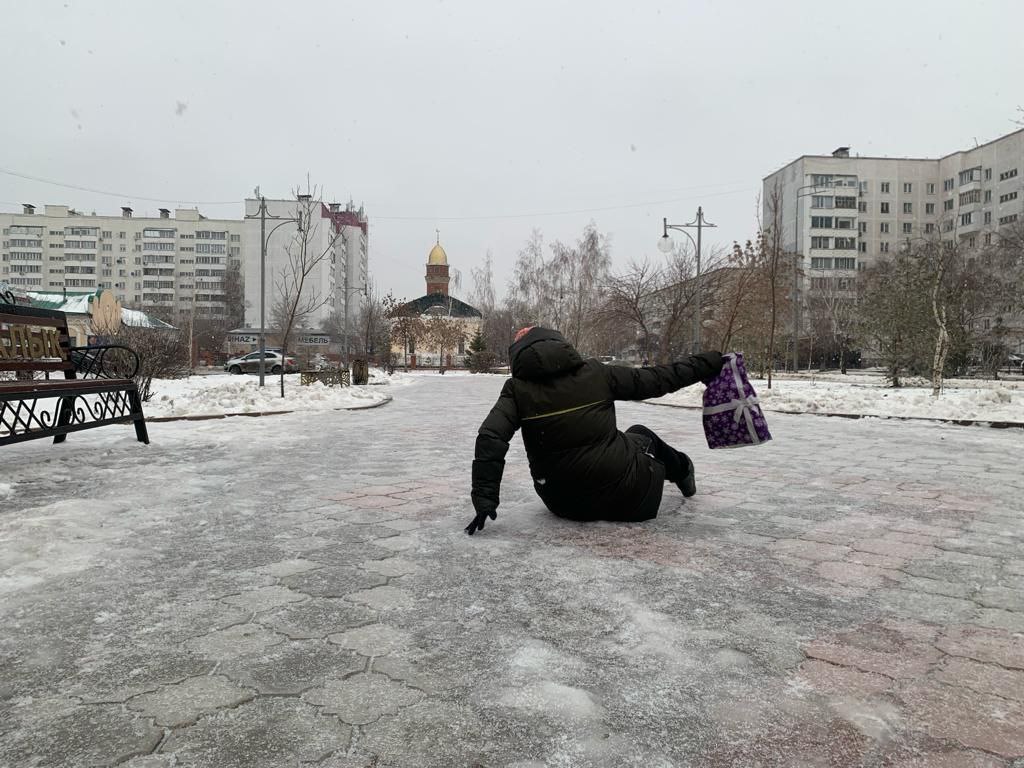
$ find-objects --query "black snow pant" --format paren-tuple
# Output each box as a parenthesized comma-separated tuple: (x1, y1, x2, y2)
(624, 424, 689, 486)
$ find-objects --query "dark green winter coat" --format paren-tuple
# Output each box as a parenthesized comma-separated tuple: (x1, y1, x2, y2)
(471, 327, 719, 522)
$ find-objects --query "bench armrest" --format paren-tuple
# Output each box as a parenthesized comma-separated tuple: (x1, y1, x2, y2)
(69, 345, 141, 380)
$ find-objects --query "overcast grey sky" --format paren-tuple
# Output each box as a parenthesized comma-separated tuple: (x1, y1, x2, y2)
(3, 0, 1022, 301)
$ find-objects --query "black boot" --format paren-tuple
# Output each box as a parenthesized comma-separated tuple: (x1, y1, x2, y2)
(676, 452, 696, 497)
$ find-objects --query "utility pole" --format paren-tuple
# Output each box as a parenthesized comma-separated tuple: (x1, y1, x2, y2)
(245, 194, 300, 386)
(659, 207, 716, 353)
(259, 196, 267, 386)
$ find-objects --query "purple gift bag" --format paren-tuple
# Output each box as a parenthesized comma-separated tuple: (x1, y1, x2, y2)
(702, 352, 772, 449)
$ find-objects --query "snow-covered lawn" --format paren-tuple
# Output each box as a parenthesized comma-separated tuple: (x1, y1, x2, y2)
(650, 372, 1024, 422)
(141, 371, 403, 418)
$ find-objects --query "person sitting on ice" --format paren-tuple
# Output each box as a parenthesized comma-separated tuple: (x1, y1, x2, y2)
(465, 326, 724, 535)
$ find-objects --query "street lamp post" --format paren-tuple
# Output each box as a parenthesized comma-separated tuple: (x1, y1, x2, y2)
(793, 185, 827, 372)
(245, 195, 301, 387)
(658, 206, 716, 354)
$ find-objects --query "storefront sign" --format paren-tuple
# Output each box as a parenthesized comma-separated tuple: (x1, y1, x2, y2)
(297, 334, 331, 346)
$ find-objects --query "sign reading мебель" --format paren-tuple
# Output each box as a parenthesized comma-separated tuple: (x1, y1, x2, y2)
(0, 323, 66, 360)
(227, 333, 332, 346)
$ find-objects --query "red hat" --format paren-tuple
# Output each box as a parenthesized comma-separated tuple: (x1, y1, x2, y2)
(513, 326, 535, 344)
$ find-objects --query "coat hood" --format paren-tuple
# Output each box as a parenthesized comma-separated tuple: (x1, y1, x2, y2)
(509, 327, 585, 381)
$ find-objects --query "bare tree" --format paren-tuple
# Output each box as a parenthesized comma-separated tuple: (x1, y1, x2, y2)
(383, 293, 425, 370)
(425, 314, 465, 371)
(805, 270, 857, 373)
(601, 258, 661, 363)
(760, 184, 789, 388)
(110, 323, 190, 401)
(271, 185, 345, 396)
(708, 242, 762, 353)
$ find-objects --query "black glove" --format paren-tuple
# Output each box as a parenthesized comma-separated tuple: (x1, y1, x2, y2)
(695, 350, 725, 384)
(465, 507, 497, 535)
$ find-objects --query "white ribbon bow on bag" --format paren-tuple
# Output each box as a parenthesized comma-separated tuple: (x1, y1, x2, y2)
(701, 354, 764, 445)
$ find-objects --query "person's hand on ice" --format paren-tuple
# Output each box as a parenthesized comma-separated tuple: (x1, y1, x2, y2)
(464, 507, 497, 535)
(694, 350, 725, 384)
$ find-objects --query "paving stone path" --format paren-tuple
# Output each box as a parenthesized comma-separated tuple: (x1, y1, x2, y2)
(1, 375, 1022, 767)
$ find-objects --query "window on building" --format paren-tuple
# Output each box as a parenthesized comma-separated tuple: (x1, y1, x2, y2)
(880, 182, 890, 193)
(880, 222, 890, 233)
(859, 181, 868, 194)
(999, 168, 1018, 181)
(835, 217, 854, 229)
(230, 234, 240, 242)
(925, 202, 935, 214)
(926, 183, 935, 194)
(903, 182, 912, 194)
(984, 168, 992, 181)
(999, 214, 1019, 225)
(925, 222, 935, 234)
(858, 242, 867, 253)
(902, 222, 912, 234)
(944, 178, 955, 191)
(984, 190, 992, 203)
(811, 236, 831, 249)
(880, 202, 890, 214)
(984, 233, 992, 245)
(810, 216, 833, 228)
(943, 199, 954, 211)
(880, 242, 890, 253)
(835, 196, 856, 209)
(961, 212, 973, 226)
(811, 196, 833, 209)
(903, 202, 913, 214)
(858, 221, 867, 233)
(810, 257, 832, 269)
(834, 237, 856, 250)
(959, 190, 981, 205)
(999, 191, 1018, 204)
(959, 167, 981, 185)
(858, 201, 867, 212)
(984, 211, 992, 224)
(811, 174, 833, 187)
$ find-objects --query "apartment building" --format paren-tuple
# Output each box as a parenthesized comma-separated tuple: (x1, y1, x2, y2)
(0, 204, 244, 322)
(241, 196, 368, 332)
(763, 127, 1024, 314)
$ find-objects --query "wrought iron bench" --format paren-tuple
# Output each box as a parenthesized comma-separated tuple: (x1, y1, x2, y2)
(0, 298, 149, 447)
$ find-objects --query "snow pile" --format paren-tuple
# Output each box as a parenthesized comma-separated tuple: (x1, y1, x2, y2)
(649, 376, 1024, 422)
(367, 368, 418, 386)
(0, 483, 13, 500)
(143, 374, 390, 418)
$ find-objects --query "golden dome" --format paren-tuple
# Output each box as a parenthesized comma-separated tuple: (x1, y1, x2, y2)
(428, 243, 448, 265)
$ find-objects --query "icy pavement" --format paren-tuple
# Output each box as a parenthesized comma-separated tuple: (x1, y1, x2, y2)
(1, 375, 1023, 767)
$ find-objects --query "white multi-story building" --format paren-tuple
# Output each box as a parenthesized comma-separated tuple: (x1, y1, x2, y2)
(242, 196, 368, 333)
(763, 127, 1024, 318)
(0, 204, 244, 322)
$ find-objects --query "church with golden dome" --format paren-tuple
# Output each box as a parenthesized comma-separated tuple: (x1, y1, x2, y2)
(391, 236, 482, 369)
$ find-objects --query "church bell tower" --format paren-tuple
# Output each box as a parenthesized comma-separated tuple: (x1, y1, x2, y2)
(425, 231, 450, 296)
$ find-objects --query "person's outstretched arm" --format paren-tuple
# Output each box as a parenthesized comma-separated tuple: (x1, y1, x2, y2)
(467, 378, 520, 535)
(605, 351, 724, 401)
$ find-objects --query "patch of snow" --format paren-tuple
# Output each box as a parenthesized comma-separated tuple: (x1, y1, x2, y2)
(142, 374, 390, 418)
(650, 376, 1024, 422)
(0, 482, 13, 500)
